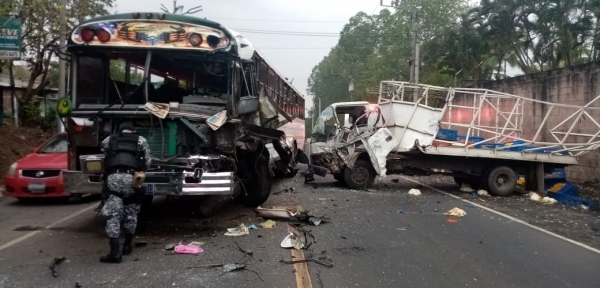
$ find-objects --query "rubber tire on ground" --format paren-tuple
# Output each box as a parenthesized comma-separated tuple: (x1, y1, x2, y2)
(343, 159, 376, 189)
(453, 176, 482, 189)
(485, 166, 517, 196)
(235, 154, 272, 207)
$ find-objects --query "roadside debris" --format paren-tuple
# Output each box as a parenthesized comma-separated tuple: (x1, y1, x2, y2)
(397, 209, 404, 213)
(174, 244, 203, 255)
(281, 224, 315, 250)
(260, 220, 277, 229)
(397, 227, 407, 231)
(225, 224, 249, 236)
(280, 257, 334, 268)
(189, 241, 205, 246)
(460, 184, 475, 192)
(248, 224, 259, 230)
(255, 206, 329, 226)
(49, 257, 66, 278)
(165, 243, 178, 250)
(445, 207, 467, 217)
(408, 189, 421, 196)
(274, 188, 295, 195)
(477, 190, 491, 197)
(446, 218, 459, 223)
(528, 192, 542, 202)
(541, 197, 558, 205)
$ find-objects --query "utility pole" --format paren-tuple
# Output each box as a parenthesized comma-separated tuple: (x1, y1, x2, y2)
(58, 0, 67, 132)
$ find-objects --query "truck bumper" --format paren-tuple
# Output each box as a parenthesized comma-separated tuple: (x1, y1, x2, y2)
(62, 170, 235, 196)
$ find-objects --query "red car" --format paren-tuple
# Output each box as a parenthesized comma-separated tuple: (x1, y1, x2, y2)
(3, 133, 69, 200)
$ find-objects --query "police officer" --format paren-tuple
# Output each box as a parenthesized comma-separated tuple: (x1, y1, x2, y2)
(99, 121, 151, 264)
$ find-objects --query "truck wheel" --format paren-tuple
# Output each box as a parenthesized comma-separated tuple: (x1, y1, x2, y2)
(235, 154, 272, 207)
(344, 159, 376, 189)
(485, 166, 517, 196)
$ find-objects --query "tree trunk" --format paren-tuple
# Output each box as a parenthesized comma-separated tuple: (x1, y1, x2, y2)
(8, 61, 17, 127)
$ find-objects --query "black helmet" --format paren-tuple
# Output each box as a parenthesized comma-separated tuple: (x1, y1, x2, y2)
(118, 121, 135, 132)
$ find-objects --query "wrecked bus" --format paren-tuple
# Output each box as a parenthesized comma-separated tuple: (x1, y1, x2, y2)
(58, 12, 306, 215)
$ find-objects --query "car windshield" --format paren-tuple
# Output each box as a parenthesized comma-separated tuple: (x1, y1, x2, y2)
(37, 134, 68, 153)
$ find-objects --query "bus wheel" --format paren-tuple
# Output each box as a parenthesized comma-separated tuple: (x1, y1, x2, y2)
(235, 154, 272, 207)
(485, 166, 517, 196)
(344, 159, 376, 189)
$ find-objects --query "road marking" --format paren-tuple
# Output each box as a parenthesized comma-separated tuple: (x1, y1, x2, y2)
(291, 249, 313, 288)
(0, 204, 97, 252)
(401, 176, 600, 255)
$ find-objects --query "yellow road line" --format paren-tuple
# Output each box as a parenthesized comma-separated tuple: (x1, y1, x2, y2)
(291, 248, 313, 288)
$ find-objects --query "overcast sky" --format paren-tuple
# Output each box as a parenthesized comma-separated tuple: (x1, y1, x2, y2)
(113, 0, 387, 108)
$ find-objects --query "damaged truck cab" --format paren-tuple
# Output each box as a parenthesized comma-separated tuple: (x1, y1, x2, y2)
(60, 12, 306, 215)
(305, 102, 388, 189)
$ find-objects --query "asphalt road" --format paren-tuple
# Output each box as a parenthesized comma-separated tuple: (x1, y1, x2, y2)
(0, 175, 599, 288)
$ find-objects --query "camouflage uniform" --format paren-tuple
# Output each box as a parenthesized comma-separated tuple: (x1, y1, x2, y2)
(98, 126, 152, 264)
(100, 134, 151, 238)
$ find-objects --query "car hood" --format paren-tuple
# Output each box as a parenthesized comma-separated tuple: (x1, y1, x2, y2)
(17, 153, 67, 170)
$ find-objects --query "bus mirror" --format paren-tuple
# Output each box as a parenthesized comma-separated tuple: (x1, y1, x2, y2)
(57, 97, 72, 117)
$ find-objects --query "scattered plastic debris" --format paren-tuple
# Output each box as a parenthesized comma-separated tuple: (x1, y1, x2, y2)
(174, 244, 203, 255)
(477, 190, 491, 197)
(49, 257, 66, 277)
(465, 204, 476, 208)
(460, 184, 475, 192)
(446, 218, 459, 223)
(254, 205, 310, 220)
(248, 224, 259, 230)
(189, 241, 205, 246)
(225, 224, 250, 236)
(165, 243, 178, 250)
(581, 205, 590, 211)
(397, 227, 407, 231)
(397, 209, 404, 213)
(541, 197, 558, 205)
(528, 192, 542, 202)
(408, 189, 421, 196)
(308, 217, 322, 226)
(444, 207, 467, 217)
(260, 220, 276, 229)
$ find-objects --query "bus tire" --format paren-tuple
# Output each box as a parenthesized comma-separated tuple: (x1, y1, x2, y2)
(235, 154, 272, 207)
(344, 159, 376, 189)
(485, 166, 517, 196)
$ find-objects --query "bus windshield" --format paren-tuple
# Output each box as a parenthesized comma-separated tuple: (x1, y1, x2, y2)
(74, 49, 231, 107)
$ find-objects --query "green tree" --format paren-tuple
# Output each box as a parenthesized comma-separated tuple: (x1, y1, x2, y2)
(1, 0, 114, 125)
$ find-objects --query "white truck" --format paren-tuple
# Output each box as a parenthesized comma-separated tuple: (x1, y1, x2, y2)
(304, 81, 600, 196)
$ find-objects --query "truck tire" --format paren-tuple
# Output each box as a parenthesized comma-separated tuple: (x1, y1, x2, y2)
(235, 154, 272, 207)
(485, 166, 517, 196)
(344, 159, 376, 189)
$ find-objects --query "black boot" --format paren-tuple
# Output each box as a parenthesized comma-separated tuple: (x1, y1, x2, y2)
(99, 238, 122, 263)
(123, 234, 134, 256)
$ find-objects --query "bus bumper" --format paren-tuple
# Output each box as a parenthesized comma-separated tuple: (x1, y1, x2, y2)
(62, 170, 235, 196)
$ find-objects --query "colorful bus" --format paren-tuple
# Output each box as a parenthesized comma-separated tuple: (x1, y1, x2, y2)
(59, 11, 306, 215)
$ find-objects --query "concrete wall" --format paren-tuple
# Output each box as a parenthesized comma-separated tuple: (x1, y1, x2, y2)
(469, 62, 600, 183)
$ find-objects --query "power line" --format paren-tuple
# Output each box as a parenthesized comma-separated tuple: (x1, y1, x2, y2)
(233, 28, 402, 38)
(211, 16, 347, 23)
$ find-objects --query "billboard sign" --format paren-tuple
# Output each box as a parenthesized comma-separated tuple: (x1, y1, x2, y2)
(0, 17, 22, 60)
